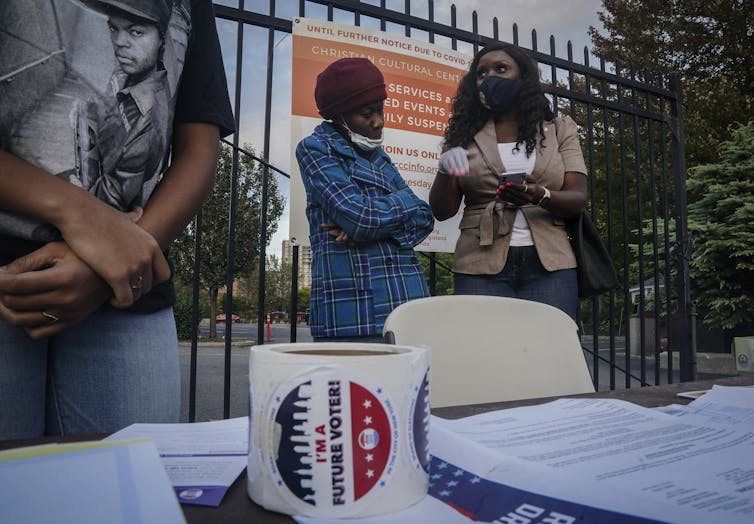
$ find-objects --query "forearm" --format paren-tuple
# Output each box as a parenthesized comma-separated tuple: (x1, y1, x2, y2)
(138, 123, 220, 250)
(386, 176, 434, 247)
(539, 189, 586, 218)
(536, 172, 587, 218)
(0, 148, 171, 306)
(393, 218, 433, 248)
(327, 187, 417, 242)
(429, 171, 462, 220)
(0, 150, 112, 231)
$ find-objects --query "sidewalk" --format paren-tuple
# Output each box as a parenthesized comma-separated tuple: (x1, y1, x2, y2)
(580, 335, 739, 375)
(182, 334, 741, 375)
(659, 351, 738, 375)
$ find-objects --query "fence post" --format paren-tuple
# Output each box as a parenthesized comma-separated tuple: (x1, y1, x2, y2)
(669, 73, 696, 382)
(429, 254, 437, 296)
(290, 243, 299, 342)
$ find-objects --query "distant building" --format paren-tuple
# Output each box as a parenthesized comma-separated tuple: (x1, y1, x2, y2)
(282, 239, 312, 288)
(629, 275, 665, 315)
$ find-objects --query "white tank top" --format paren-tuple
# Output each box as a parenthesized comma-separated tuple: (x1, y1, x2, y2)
(498, 142, 536, 246)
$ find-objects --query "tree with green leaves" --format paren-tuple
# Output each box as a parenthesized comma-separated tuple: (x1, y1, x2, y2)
(172, 143, 284, 338)
(262, 254, 293, 316)
(298, 287, 311, 317)
(687, 121, 754, 329)
(418, 252, 454, 295)
(589, 0, 753, 165)
(240, 254, 294, 319)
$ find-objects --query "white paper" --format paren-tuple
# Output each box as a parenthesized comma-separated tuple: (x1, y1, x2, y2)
(105, 417, 248, 506)
(677, 384, 754, 401)
(105, 417, 248, 455)
(437, 397, 754, 523)
(662, 385, 754, 427)
(162, 455, 247, 485)
(688, 384, 754, 408)
(0, 440, 185, 524)
(297, 387, 754, 524)
(296, 421, 693, 524)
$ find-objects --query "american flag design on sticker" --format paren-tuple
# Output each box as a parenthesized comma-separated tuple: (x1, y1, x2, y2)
(349, 382, 392, 500)
(428, 456, 664, 523)
(270, 372, 398, 514)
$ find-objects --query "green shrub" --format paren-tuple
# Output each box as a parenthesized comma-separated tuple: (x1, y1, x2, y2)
(174, 285, 197, 340)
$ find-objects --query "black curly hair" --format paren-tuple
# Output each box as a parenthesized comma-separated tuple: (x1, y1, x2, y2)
(443, 42, 554, 156)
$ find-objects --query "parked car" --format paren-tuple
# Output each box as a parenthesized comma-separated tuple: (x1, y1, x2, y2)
(216, 313, 241, 323)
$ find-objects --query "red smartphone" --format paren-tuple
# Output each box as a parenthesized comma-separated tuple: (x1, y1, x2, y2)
(499, 172, 526, 185)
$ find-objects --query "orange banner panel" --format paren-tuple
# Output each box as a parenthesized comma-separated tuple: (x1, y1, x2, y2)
(292, 36, 467, 136)
(291, 58, 326, 120)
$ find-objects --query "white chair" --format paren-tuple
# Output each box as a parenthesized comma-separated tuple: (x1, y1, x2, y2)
(383, 295, 595, 407)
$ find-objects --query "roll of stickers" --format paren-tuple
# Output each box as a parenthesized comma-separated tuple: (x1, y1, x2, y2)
(247, 343, 430, 518)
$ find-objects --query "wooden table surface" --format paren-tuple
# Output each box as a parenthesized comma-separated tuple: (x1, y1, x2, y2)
(3, 374, 752, 523)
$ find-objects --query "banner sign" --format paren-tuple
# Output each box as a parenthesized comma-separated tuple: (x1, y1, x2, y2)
(289, 18, 471, 252)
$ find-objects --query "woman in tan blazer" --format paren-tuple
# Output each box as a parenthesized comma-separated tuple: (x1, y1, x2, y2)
(429, 42, 587, 318)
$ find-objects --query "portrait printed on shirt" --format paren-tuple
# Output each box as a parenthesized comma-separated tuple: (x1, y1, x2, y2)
(0, 0, 192, 239)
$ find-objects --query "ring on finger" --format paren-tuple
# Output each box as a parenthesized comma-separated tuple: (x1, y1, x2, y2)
(523, 183, 529, 193)
(130, 274, 143, 293)
(42, 311, 60, 324)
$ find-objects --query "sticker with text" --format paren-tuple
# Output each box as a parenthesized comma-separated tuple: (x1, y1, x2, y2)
(267, 371, 400, 515)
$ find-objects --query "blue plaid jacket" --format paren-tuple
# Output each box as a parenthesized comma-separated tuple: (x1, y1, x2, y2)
(296, 123, 433, 338)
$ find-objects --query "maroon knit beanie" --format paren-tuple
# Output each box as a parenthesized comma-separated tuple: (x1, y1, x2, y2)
(314, 58, 387, 120)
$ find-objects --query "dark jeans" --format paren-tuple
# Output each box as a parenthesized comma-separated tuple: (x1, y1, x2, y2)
(453, 245, 578, 319)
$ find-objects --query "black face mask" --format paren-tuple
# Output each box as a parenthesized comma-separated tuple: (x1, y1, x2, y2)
(478, 76, 522, 114)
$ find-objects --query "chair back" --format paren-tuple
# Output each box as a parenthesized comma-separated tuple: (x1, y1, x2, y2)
(383, 295, 595, 407)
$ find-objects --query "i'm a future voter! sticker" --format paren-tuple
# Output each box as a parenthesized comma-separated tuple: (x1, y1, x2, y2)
(267, 370, 400, 515)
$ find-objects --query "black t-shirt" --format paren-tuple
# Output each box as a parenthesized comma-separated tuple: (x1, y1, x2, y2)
(0, 0, 234, 312)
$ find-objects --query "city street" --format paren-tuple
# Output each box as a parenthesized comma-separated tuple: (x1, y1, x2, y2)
(197, 321, 313, 344)
(180, 322, 312, 422)
(179, 331, 733, 423)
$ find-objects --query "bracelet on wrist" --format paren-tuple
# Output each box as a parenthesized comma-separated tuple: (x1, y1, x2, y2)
(537, 187, 552, 208)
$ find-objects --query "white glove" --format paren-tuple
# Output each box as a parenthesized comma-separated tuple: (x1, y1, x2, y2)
(438, 146, 469, 176)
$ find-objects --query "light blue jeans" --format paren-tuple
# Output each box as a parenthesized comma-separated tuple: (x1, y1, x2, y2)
(454, 245, 579, 320)
(0, 307, 179, 439)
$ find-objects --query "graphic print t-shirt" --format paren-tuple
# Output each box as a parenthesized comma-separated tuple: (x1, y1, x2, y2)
(0, 0, 234, 308)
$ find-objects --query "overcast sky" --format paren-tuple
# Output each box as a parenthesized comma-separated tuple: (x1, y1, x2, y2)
(432, 0, 603, 59)
(215, 1, 606, 257)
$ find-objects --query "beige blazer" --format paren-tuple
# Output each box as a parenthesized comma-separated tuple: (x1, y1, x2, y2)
(453, 115, 587, 274)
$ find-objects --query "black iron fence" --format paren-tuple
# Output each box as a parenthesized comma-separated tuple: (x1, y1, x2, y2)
(185, 1, 694, 420)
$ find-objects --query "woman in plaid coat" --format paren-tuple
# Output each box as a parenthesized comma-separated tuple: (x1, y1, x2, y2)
(295, 58, 433, 341)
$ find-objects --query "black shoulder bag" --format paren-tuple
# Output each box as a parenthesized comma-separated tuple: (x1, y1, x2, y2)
(566, 211, 619, 298)
(551, 117, 619, 298)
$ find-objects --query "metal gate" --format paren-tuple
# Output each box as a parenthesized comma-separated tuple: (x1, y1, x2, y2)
(185, 0, 694, 420)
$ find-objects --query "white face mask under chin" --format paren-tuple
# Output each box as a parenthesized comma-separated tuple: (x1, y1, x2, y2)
(341, 121, 384, 151)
